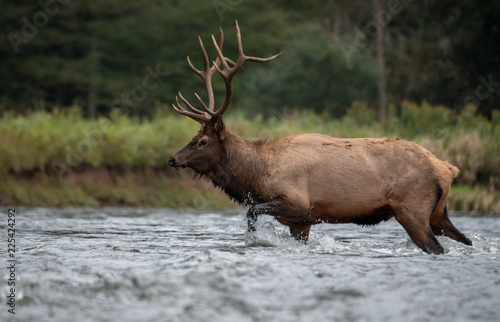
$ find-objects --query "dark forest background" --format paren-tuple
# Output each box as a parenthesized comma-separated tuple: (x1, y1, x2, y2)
(1, 0, 499, 120)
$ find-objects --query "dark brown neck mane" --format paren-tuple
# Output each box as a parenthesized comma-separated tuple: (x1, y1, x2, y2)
(199, 132, 269, 206)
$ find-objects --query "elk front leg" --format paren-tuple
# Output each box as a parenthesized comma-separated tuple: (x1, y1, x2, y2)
(246, 198, 311, 241)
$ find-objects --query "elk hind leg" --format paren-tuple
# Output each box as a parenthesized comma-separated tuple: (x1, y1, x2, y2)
(395, 207, 444, 254)
(430, 205, 472, 246)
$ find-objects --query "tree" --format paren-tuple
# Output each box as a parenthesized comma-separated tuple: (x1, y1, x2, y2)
(371, 0, 387, 123)
(1, 0, 498, 119)
(241, 24, 378, 117)
(387, 0, 500, 117)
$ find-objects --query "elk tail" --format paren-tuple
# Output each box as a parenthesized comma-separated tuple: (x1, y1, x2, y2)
(444, 161, 459, 179)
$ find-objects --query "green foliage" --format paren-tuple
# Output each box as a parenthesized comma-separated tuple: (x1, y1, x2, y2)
(0, 173, 235, 209)
(449, 185, 500, 214)
(1, 0, 499, 210)
(398, 101, 454, 138)
(0, 101, 498, 210)
(386, 0, 500, 117)
(342, 101, 378, 128)
(0, 107, 198, 174)
(241, 24, 378, 117)
(2, 1, 497, 119)
(394, 102, 500, 188)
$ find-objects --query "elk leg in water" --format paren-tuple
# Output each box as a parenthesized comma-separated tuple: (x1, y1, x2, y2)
(430, 205, 472, 245)
(247, 198, 311, 241)
(395, 207, 444, 254)
(288, 223, 311, 241)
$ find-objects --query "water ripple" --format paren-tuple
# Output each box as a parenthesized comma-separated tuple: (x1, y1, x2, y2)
(0, 208, 498, 322)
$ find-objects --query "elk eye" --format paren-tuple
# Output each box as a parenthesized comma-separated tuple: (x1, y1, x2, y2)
(199, 139, 208, 146)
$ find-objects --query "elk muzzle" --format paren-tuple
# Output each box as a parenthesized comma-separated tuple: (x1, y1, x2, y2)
(168, 156, 186, 170)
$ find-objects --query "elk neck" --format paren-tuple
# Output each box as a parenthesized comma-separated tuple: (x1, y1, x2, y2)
(205, 130, 270, 206)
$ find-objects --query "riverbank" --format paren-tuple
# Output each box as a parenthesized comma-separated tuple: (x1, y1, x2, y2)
(1, 166, 233, 209)
(1, 102, 499, 212)
(2, 166, 499, 212)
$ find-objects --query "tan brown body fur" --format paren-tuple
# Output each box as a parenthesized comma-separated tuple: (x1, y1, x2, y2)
(171, 124, 472, 254)
(168, 21, 471, 254)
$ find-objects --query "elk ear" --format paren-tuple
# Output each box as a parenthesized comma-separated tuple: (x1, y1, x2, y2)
(214, 115, 227, 139)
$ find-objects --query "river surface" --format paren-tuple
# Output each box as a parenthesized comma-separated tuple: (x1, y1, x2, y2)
(1, 208, 499, 322)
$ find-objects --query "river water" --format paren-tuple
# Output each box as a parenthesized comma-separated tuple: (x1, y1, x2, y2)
(1, 208, 499, 322)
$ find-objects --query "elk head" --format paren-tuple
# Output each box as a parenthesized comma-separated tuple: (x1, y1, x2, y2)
(168, 21, 281, 174)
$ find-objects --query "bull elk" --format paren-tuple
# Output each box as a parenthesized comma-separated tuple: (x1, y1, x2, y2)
(168, 21, 472, 254)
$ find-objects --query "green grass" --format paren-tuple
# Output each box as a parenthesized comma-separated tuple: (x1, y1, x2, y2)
(1, 102, 499, 212)
(0, 170, 235, 209)
(449, 185, 500, 214)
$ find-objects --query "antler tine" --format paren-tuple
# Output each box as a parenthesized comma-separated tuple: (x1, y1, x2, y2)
(211, 20, 283, 117)
(200, 36, 211, 74)
(212, 27, 224, 70)
(204, 28, 224, 114)
(194, 93, 211, 114)
(235, 20, 283, 64)
(225, 57, 236, 66)
(178, 92, 205, 115)
(186, 56, 201, 77)
(173, 95, 209, 125)
(185, 28, 225, 116)
(172, 20, 281, 127)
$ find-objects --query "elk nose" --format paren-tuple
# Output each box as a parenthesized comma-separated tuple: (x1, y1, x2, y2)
(168, 156, 175, 167)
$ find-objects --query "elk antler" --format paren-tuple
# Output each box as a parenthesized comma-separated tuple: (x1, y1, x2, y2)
(172, 20, 282, 127)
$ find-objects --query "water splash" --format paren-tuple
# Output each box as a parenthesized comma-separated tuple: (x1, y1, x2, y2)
(243, 214, 499, 257)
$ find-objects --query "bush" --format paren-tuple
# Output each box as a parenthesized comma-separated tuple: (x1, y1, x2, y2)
(0, 102, 498, 210)
(240, 24, 378, 117)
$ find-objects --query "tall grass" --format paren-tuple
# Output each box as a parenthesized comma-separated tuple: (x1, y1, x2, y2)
(1, 102, 499, 211)
(0, 107, 198, 174)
